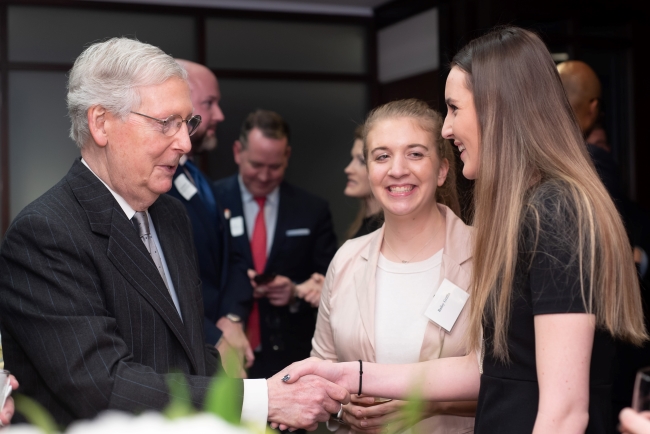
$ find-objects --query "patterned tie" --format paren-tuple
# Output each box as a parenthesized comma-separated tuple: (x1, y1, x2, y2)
(247, 197, 267, 351)
(132, 211, 170, 291)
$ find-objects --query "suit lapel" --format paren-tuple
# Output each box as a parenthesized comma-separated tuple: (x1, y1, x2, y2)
(418, 205, 473, 361)
(353, 225, 385, 353)
(149, 200, 201, 371)
(68, 160, 198, 372)
(226, 176, 254, 266)
(266, 183, 288, 271)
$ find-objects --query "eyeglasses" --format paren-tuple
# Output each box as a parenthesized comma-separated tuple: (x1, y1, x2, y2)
(130, 111, 202, 137)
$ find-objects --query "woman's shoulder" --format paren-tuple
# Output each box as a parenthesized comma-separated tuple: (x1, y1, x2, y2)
(332, 227, 382, 267)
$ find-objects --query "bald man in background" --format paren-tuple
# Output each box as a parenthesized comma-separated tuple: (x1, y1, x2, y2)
(558, 59, 650, 426)
(167, 60, 254, 376)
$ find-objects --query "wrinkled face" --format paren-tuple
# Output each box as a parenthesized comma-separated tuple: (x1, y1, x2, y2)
(367, 117, 448, 218)
(344, 138, 371, 198)
(234, 128, 290, 197)
(103, 77, 192, 208)
(442, 67, 481, 180)
(189, 68, 224, 152)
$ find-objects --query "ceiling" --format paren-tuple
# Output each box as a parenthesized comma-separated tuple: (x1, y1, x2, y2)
(84, 0, 393, 16)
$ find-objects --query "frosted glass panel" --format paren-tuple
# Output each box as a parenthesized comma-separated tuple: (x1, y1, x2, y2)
(210, 79, 368, 240)
(206, 18, 366, 73)
(8, 6, 196, 63)
(9, 72, 80, 221)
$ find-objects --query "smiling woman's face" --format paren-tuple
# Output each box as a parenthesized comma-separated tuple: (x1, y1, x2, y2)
(442, 67, 481, 180)
(366, 117, 448, 218)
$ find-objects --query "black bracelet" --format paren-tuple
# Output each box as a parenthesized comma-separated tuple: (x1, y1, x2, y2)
(358, 360, 363, 395)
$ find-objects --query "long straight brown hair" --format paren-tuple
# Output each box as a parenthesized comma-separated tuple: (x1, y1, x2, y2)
(454, 27, 647, 360)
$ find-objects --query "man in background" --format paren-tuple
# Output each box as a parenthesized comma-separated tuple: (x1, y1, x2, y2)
(558, 59, 650, 424)
(0, 38, 348, 430)
(168, 60, 253, 375)
(214, 109, 337, 379)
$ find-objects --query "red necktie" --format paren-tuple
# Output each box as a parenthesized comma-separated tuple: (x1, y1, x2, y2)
(247, 197, 266, 351)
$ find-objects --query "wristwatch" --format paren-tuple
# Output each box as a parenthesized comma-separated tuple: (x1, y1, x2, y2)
(226, 313, 242, 323)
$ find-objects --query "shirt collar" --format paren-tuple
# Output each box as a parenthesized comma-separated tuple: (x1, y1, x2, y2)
(81, 158, 137, 219)
(237, 173, 280, 205)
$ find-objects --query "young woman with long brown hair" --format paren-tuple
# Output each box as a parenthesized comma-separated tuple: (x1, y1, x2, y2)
(280, 26, 647, 434)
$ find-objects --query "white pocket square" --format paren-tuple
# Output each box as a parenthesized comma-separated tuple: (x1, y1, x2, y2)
(286, 228, 310, 237)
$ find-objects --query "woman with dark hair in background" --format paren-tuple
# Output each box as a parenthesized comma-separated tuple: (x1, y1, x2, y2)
(312, 99, 471, 434)
(282, 27, 647, 434)
(344, 125, 382, 239)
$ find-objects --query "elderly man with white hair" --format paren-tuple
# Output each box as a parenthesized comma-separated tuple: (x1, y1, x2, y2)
(0, 38, 348, 430)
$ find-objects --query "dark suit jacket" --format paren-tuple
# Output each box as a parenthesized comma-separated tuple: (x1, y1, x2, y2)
(167, 165, 253, 346)
(0, 160, 243, 426)
(213, 175, 337, 379)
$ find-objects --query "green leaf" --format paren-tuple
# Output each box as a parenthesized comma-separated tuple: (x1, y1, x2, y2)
(203, 348, 241, 425)
(14, 394, 59, 434)
(164, 372, 196, 420)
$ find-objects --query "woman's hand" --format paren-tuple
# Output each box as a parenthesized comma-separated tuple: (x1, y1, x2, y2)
(340, 396, 414, 434)
(619, 408, 650, 434)
(281, 357, 348, 388)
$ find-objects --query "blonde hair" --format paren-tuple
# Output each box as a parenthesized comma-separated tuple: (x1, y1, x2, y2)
(362, 99, 461, 216)
(453, 27, 647, 360)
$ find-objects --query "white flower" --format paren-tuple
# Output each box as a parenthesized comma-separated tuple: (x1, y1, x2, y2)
(5, 411, 261, 434)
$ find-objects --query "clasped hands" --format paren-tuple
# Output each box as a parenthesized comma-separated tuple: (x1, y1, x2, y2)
(268, 358, 415, 433)
(248, 270, 324, 307)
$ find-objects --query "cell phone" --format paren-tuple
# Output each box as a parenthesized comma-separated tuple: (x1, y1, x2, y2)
(253, 273, 277, 285)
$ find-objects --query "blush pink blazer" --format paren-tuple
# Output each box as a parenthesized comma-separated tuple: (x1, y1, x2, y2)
(312, 204, 475, 434)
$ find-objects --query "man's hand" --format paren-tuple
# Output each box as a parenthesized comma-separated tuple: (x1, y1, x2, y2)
(0, 375, 18, 427)
(216, 316, 254, 377)
(295, 273, 325, 307)
(248, 270, 295, 307)
(267, 370, 350, 431)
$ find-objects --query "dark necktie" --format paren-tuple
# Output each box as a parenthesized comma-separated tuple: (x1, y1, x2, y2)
(132, 211, 170, 291)
(184, 160, 218, 222)
(247, 197, 267, 351)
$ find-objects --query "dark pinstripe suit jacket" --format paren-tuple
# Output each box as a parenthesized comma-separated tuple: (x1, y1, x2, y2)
(0, 159, 243, 426)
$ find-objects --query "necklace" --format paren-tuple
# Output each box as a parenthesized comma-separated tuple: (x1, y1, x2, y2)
(383, 230, 437, 263)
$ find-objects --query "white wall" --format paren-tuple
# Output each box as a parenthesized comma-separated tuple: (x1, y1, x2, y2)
(378, 7, 439, 84)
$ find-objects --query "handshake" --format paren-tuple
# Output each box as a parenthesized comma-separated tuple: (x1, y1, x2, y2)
(266, 358, 348, 431)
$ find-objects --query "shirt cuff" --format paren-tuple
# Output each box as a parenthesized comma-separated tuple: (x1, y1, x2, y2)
(241, 378, 268, 431)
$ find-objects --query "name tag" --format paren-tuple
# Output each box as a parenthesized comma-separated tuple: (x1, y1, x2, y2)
(229, 216, 245, 237)
(173, 174, 198, 201)
(286, 228, 310, 237)
(424, 279, 469, 333)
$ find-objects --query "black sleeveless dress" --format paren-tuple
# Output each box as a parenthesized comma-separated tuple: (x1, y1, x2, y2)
(474, 183, 616, 434)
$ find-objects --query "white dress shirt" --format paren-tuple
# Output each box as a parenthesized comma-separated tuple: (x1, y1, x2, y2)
(238, 174, 280, 255)
(81, 159, 269, 430)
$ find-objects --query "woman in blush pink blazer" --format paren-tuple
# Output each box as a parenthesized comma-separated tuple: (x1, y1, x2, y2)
(311, 100, 476, 434)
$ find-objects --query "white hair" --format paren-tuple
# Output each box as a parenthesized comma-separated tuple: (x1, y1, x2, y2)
(67, 37, 188, 148)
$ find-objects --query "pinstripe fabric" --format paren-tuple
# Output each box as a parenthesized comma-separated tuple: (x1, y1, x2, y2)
(0, 159, 243, 426)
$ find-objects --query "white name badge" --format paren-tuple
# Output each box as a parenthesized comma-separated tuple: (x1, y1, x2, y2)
(173, 173, 198, 201)
(424, 279, 469, 333)
(229, 216, 245, 237)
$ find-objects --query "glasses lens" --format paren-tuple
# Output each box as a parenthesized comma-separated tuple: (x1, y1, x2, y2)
(187, 115, 202, 136)
(163, 115, 185, 137)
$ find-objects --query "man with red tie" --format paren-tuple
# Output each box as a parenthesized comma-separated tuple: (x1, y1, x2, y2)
(213, 109, 337, 379)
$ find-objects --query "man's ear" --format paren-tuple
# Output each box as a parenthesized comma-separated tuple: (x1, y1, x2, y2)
(588, 98, 600, 124)
(87, 106, 108, 147)
(285, 145, 292, 161)
(233, 140, 243, 165)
